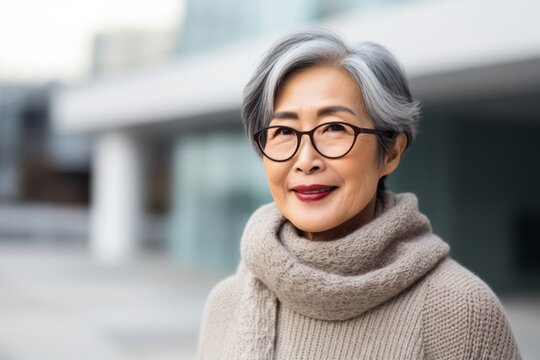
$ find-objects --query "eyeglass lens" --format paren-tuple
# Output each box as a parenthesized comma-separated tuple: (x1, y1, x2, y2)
(259, 123, 356, 161)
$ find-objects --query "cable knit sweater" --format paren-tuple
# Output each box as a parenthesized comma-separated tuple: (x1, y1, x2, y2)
(197, 192, 521, 359)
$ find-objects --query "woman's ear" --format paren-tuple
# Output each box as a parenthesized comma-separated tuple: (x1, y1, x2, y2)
(381, 133, 408, 176)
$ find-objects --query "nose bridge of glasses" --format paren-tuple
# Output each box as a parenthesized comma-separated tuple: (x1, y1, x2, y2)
(296, 128, 319, 154)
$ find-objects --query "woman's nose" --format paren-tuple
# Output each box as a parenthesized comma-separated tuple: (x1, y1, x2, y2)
(294, 135, 324, 174)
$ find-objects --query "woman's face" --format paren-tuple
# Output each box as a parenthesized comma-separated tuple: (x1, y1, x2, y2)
(262, 65, 404, 241)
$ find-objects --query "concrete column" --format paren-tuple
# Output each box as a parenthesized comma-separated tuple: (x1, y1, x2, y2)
(90, 131, 143, 264)
(0, 103, 21, 199)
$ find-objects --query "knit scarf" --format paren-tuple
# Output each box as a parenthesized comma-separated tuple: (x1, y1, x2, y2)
(230, 192, 450, 360)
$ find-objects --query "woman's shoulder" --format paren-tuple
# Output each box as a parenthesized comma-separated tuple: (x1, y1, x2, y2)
(197, 272, 243, 359)
(209, 272, 243, 304)
(200, 272, 243, 331)
(422, 258, 521, 359)
(425, 257, 499, 297)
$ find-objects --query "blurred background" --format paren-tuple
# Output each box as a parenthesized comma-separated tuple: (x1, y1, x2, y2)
(0, 0, 539, 359)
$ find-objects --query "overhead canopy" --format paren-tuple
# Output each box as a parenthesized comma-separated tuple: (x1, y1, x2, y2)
(52, 0, 540, 134)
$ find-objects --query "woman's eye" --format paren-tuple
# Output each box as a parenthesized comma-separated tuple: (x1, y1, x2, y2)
(325, 123, 346, 132)
(275, 127, 294, 136)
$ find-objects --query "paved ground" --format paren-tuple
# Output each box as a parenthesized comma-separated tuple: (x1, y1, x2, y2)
(0, 243, 223, 360)
(0, 242, 538, 360)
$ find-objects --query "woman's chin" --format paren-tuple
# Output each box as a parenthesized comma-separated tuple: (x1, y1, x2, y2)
(289, 219, 337, 237)
(281, 204, 343, 237)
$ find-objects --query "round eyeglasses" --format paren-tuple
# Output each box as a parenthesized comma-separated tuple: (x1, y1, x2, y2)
(253, 122, 395, 162)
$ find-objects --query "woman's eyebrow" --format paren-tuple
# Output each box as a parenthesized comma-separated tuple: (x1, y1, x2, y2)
(317, 105, 357, 117)
(272, 106, 357, 120)
(272, 111, 298, 120)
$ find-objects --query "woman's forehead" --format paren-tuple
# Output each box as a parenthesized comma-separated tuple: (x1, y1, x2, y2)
(273, 65, 366, 119)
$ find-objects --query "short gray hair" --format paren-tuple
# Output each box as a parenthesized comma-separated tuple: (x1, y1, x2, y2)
(242, 28, 421, 158)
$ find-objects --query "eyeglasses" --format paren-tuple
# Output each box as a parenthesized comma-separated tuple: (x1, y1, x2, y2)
(253, 121, 395, 162)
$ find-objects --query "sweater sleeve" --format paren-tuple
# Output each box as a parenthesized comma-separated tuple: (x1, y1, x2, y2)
(422, 259, 521, 360)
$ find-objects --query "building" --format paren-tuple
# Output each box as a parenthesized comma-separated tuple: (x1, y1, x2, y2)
(52, 0, 540, 293)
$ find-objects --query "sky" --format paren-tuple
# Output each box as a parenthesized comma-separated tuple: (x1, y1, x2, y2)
(0, 0, 183, 83)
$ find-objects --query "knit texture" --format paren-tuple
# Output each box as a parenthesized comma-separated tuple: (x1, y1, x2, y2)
(197, 192, 521, 359)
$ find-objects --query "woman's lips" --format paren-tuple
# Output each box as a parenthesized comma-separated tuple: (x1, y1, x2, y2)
(291, 184, 338, 202)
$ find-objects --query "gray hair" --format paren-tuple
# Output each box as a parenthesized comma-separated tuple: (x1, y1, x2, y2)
(242, 28, 421, 159)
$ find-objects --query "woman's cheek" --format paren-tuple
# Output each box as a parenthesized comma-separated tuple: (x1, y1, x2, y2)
(264, 162, 289, 202)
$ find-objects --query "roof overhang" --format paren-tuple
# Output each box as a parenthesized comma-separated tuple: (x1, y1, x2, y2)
(52, 0, 540, 134)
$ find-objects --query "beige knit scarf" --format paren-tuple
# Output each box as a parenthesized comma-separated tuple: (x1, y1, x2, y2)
(230, 192, 450, 360)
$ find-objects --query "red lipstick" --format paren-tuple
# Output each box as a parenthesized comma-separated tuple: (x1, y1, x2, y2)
(291, 184, 337, 202)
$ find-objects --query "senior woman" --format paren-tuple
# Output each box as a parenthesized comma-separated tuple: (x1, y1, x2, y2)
(197, 29, 520, 359)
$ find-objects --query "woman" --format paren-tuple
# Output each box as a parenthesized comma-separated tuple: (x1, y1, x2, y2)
(197, 29, 521, 359)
